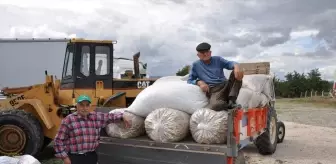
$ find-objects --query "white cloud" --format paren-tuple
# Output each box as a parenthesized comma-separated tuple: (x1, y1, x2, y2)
(319, 65, 336, 81)
(9, 25, 77, 38)
(0, 0, 335, 87)
(290, 29, 319, 39)
(0, 0, 103, 13)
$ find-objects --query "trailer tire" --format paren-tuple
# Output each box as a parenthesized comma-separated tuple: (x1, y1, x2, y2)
(41, 137, 53, 151)
(254, 106, 278, 155)
(234, 151, 246, 164)
(277, 121, 285, 143)
(0, 110, 44, 157)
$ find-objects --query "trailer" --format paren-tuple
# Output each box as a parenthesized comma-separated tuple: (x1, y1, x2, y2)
(95, 62, 286, 164)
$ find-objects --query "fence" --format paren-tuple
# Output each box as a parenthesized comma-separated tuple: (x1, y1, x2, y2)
(300, 90, 335, 98)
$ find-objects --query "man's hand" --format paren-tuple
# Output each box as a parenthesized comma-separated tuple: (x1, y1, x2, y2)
(197, 80, 209, 93)
(63, 157, 71, 164)
(122, 113, 132, 128)
(234, 65, 244, 81)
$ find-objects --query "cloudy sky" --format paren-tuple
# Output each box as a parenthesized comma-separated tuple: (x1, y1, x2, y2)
(0, 0, 336, 87)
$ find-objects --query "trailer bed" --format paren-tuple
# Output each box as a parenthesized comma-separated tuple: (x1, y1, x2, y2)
(95, 94, 274, 164)
(97, 135, 230, 164)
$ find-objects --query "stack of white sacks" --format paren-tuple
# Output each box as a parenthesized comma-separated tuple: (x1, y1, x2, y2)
(105, 73, 275, 144)
(0, 155, 41, 164)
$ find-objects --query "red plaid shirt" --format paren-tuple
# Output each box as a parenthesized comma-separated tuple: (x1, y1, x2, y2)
(54, 111, 123, 158)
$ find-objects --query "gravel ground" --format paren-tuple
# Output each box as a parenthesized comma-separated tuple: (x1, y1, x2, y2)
(37, 98, 336, 164)
(243, 121, 336, 164)
(275, 98, 336, 128)
(243, 98, 336, 164)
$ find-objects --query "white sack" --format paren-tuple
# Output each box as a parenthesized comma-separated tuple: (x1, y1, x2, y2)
(153, 76, 184, 85)
(242, 74, 269, 91)
(0, 156, 19, 164)
(17, 155, 41, 164)
(105, 108, 145, 138)
(236, 88, 269, 108)
(126, 81, 209, 117)
(0, 155, 41, 164)
(181, 74, 189, 81)
(190, 108, 229, 144)
(145, 108, 190, 142)
(242, 74, 274, 100)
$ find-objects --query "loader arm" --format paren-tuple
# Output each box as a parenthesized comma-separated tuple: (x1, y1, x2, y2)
(101, 92, 126, 107)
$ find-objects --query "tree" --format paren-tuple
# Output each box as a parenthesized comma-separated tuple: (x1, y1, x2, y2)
(274, 68, 333, 98)
(176, 65, 190, 76)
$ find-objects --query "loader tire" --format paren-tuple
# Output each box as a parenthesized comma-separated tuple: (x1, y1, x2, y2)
(0, 110, 44, 157)
(254, 106, 278, 155)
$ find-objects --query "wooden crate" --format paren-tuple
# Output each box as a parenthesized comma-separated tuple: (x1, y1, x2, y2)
(238, 62, 270, 75)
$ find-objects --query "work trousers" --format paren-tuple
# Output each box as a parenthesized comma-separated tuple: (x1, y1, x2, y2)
(205, 71, 242, 111)
(68, 151, 98, 164)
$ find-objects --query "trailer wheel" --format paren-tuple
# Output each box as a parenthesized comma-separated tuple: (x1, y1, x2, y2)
(0, 110, 44, 157)
(277, 121, 285, 143)
(234, 151, 246, 164)
(41, 137, 53, 151)
(254, 107, 278, 155)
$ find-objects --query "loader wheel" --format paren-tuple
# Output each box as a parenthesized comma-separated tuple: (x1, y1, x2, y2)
(277, 121, 285, 143)
(0, 110, 44, 157)
(254, 106, 278, 155)
(233, 151, 246, 164)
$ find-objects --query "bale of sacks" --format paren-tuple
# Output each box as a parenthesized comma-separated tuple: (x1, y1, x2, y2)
(0, 156, 19, 164)
(188, 74, 274, 144)
(145, 108, 190, 142)
(152, 76, 184, 85)
(189, 108, 229, 144)
(0, 155, 41, 164)
(235, 74, 275, 108)
(126, 80, 209, 117)
(105, 108, 145, 138)
(242, 74, 275, 101)
(236, 88, 269, 109)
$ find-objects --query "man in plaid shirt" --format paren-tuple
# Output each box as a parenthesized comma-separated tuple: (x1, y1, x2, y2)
(54, 94, 131, 164)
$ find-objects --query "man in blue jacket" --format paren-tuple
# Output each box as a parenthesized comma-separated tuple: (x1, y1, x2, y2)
(187, 42, 244, 111)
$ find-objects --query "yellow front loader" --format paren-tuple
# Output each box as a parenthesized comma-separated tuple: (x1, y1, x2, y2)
(0, 38, 157, 157)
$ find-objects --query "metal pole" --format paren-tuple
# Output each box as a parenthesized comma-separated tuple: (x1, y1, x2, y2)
(0, 38, 71, 43)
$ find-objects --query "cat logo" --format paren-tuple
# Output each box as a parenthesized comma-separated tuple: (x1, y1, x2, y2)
(137, 81, 150, 89)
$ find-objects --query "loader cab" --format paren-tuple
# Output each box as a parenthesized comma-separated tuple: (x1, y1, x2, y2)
(59, 39, 116, 101)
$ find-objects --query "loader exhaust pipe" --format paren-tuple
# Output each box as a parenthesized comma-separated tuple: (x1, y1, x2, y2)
(133, 52, 140, 78)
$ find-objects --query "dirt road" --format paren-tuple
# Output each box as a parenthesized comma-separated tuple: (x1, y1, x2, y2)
(243, 99, 336, 164)
(276, 99, 336, 128)
(243, 121, 336, 164)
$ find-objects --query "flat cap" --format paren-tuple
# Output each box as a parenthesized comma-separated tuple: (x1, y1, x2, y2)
(196, 42, 211, 52)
